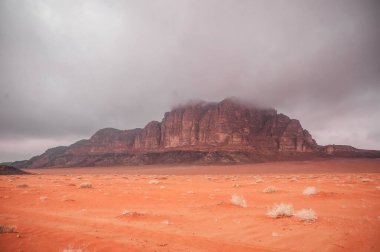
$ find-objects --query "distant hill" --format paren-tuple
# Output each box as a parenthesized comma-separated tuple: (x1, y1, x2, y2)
(11, 98, 380, 168)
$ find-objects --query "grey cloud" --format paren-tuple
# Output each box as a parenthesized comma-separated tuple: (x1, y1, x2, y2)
(0, 0, 379, 161)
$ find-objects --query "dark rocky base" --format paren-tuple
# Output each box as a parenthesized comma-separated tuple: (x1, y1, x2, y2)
(0, 165, 31, 175)
(13, 149, 380, 169)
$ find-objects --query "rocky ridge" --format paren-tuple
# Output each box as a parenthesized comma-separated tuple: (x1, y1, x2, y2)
(12, 98, 380, 168)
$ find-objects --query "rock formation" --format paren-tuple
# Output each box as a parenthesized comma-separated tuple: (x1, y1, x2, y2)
(11, 98, 380, 168)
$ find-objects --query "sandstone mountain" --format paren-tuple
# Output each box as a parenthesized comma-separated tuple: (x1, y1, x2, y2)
(12, 98, 380, 168)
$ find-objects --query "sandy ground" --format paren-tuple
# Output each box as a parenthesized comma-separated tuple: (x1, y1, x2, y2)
(1, 158, 379, 252)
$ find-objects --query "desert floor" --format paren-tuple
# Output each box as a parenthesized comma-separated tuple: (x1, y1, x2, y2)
(1, 158, 380, 252)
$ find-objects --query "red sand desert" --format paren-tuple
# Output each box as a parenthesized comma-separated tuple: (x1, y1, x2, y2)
(1, 159, 380, 252)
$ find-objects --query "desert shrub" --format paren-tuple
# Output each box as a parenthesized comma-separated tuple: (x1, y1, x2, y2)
(289, 177, 298, 182)
(39, 196, 48, 201)
(267, 203, 294, 218)
(254, 176, 264, 183)
(230, 194, 247, 208)
(303, 187, 316, 195)
(62, 242, 86, 252)
(17, 184, 29, 188)
(121, 210, 143, 217)
(361, 178, 373, 183)
(148, 179, 160, 185)
(294, 208, 317, 221)
(79, 182, 92, 188)
(0, 224, 17, 233)
(263, 186, 278, 193)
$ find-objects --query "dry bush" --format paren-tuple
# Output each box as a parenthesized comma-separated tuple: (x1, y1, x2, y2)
(254, 176, 264, 183)
(361, 178, 373, 183)
(289, 177, 299, 182)
(294, 208, 317, 221)
(62, 245, 84, 252)
(263, 186, 278, 193)
(39, 196, 48, 201)
(148, 179, 160, 185)
(267, 203, 294, 218)
(230, 194, 247, 208)
(303, 187, 317, 195)
(17, 184, 29, 188)
(0, 224, 17, 233)
(79, 182, 92, 189)
(121, 210, 143, 217)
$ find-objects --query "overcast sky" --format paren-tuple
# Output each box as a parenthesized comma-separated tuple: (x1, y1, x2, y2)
(0, 0, 379, 162)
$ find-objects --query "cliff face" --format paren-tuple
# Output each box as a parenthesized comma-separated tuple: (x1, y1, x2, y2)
(14, 98, 377, 168)
(159, 99, 316, 152)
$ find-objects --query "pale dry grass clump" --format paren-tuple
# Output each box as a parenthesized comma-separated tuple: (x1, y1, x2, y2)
(303, 187, 317, 195)
(148, 179, 160, 185)
(62, 245, 84, 252)
(79, 182, 92, 189)
(39, 196, 48, 201)
(230, 194, 247, 208)
(121, 210, 143, 217)
(0, 224, 17, 233)
(361, 178, 373, 183)
(263, 186, 278, 193)
(267, 203, 294, 218)
(254, 176, 264, 183)
(294, 209, 318, 221)
(289, 177, 299, 182)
